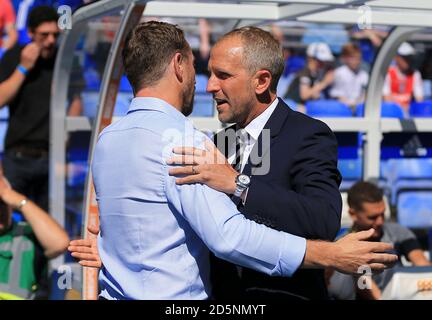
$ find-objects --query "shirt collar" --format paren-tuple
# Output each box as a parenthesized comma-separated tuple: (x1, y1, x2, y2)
(128, 97, 188, 123)
(243, 97, 279, 142)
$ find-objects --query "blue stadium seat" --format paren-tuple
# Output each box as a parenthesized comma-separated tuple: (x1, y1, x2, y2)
(397, 191, 432, 228)
(385, 158, 432, 180)
(305, 100, 352, 117)
(384, 158, 432, 204)
(67, 160, 88, 188)
(410, 101, 432, 117)
(356, 102, 405, 118)
(83, 69, 101, 91)
(195, 74, 208, 93)
(284, 56, 305, 76)
(338, 158, 362, 180)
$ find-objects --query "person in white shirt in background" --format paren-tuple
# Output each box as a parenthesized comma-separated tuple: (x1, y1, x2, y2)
(330, 43, 369, 115)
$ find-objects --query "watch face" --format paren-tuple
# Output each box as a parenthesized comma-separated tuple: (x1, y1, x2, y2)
(238, 175, 250, 185)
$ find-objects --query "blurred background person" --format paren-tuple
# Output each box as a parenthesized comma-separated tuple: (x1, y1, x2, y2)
(327, 181, 430, 300)
(330, 43, 369, 114)
(0, 6, 83, 212)
(284, 42, 335, 112)
(0, 0, 18, 58)
(383, 42, 424, 115)
(0, 176, 69, 300)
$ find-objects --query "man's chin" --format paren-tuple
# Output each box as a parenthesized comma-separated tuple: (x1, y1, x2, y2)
(216, 111, 232, 124)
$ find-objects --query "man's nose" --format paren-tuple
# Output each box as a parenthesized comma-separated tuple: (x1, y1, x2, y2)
(47, 34, 56, 44)
(206, 75, 219, 93)
(375, 216, 384, 227)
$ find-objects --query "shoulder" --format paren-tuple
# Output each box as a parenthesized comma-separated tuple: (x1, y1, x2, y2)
(0, 44, 21, 76)
(383, 222, 415, 239)
(13, 221, 34, 238)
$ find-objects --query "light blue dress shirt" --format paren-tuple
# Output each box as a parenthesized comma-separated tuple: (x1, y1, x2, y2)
(92, 97, 306, 300)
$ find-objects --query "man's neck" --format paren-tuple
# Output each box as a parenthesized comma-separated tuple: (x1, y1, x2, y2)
(135, 85, 182, 113)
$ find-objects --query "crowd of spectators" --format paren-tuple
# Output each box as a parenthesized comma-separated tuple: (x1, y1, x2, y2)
(276, 27, 430, 118)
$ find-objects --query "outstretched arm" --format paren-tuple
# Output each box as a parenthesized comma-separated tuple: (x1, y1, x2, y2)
(0, 179, 69, 258)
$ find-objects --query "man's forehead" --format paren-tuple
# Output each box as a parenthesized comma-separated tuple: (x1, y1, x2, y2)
(210, 42, 244, 66)
(34, 21, 60, 32)
(363, 201, 386, 212)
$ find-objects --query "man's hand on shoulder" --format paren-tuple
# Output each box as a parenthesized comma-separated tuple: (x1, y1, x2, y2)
(167, 139, 239, 195)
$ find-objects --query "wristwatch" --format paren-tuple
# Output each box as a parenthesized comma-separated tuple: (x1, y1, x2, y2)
(234, 174, 251, 197)
(17, 198, 28, 211)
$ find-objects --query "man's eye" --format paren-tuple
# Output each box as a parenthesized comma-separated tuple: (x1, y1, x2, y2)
(218, 72, 230, 80)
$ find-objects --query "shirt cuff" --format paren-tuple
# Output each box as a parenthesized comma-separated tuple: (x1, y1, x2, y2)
(273, 233, 306, 277)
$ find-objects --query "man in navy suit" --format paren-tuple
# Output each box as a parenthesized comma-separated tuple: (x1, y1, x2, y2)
(168, 27, 342, 300)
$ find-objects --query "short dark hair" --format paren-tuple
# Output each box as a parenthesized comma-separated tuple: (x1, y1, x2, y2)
(347, 181, 384, 211)
(218, 27, 284, 93)
(28, 6, 59, 31)
(122, 21, 190, 93)
(341, 43, 362, 57)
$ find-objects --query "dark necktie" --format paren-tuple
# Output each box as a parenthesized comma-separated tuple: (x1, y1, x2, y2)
(232, 129, 249, 173)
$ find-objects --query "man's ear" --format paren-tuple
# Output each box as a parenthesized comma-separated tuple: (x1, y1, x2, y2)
(254, 70, 272, 95)
(348, 208, 357, 222)
(173, 52, 184, 83)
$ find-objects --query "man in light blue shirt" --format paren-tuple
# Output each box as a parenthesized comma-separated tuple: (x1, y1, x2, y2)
(90, 21, 397, 300)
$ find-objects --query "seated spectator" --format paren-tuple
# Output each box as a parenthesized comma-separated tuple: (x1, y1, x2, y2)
(327, 181, 430, 300)
(284, 42, 335, 112)
(330, 43, 369, 113)
(0, 176, 69, 300)
(383, 42, 424, 114)
(0, 0, 18, 57)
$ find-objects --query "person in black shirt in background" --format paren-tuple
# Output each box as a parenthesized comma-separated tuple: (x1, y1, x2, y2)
(0, 6, 82, 212)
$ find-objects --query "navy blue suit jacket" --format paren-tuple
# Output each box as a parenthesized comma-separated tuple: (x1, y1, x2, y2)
(211, 98, 342, 300)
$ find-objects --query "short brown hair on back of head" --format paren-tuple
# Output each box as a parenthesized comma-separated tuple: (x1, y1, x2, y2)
(347, 181, 384, 211)
(219, 27, 285, 93)
(122, 21, 190, 93)
(341, 43, 361, 57)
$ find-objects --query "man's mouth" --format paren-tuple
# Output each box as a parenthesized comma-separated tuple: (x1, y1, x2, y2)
(214, 98, 229, 110)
